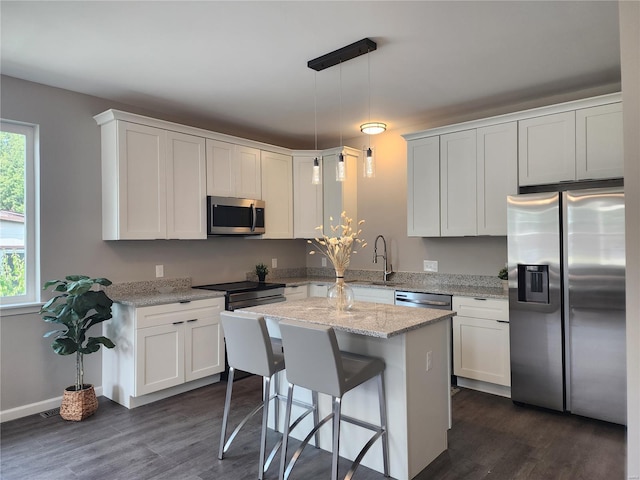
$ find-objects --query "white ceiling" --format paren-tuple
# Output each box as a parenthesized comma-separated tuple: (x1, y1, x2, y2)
(1, 1, 621, 149)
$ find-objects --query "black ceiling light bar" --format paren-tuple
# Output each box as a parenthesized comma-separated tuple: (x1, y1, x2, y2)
(308, 38, 377, 71)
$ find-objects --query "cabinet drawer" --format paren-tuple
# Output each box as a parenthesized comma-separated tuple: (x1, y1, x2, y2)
(452, 297, 508, 321)
(284, 285, 308, 301)
(136, 298, 223, 329)
(352, 286, 395, 305)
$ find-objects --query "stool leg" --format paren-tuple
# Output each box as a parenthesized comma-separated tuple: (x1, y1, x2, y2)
(274, 371, 280, 430)
(218, 367, 235, 460)
(279, 383, 295, 480)
(331, 396, 342, 480)
(258, 376, 271, 480)
(377, 373, 390, 477)
(312, 390, 320, 448)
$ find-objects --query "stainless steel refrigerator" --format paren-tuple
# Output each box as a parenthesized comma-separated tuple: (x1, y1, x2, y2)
(507, 188, 626, 425)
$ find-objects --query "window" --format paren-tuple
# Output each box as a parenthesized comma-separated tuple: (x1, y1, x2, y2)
(0, 120, 39, 307)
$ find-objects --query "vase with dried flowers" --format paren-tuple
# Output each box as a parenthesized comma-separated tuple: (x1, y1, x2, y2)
(308, 211, 366, 311)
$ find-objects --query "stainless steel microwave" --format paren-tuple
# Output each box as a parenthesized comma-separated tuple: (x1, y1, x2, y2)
(207, 196, 265, 236)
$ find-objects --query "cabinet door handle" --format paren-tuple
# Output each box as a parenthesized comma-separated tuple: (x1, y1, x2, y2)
(187, 319, 197, 323)
(179, 300, 191, 304)
(474, 298, 487, 301)
(173, 321, 185, 325)
(496, 320, 509, 324)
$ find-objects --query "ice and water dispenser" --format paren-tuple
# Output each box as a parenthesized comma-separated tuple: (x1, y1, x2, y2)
(518, 264, 550, 304)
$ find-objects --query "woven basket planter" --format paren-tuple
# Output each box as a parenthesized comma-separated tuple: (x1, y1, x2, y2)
(60, 384, 98, 421)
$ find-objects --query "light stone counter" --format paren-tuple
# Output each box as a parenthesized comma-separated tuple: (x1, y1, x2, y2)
(238, 296, 454, 338)
(238, 296, 452, 480)
(104, 277, 225, 307)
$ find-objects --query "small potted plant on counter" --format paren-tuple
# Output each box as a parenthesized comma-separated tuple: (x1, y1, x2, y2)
(40, 275, 116, 421)
(498, 266, 508, 291)
(255, 263, 269, 283)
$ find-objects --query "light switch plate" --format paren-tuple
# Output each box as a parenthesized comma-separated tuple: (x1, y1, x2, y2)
(155, 265, 164, 278)
(423, 260, 438, 272)
(272, 258, 278, 268)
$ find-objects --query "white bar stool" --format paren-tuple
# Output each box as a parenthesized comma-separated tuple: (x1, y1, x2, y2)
(219, 311, 318, 480)
(278, 319, 390, 480)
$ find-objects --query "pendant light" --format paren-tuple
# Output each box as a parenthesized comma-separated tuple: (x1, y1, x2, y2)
(362, 47, 379, 178)
(311, 72, 321, 185)
(306, 39, 381, 184)
(336, 60, 346, 182)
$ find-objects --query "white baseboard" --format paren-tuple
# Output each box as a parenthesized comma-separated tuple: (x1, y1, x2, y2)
(0, 386, 104, 423)
(456, 377, 511, 398)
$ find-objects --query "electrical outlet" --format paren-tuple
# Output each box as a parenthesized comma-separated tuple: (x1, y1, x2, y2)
(272, 258, 278, 268)
(322, 257, 327, 267)
(155, 265, 164, 278)
(426, 351, 433, 371)
(423, 260, 438, 272)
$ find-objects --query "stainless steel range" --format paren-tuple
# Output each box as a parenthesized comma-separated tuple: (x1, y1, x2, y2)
(194, 280, 286, 310)
(194, 280, 286, 380)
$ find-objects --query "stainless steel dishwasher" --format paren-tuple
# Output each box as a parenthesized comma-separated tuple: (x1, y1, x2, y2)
(394, 291, 452, 310)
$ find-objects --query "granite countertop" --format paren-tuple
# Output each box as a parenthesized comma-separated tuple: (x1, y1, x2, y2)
(278, 276, 507, 300)
(104, 278, 225, 307)
(237, 297, 455, 338)
(110, 288, 225, 307)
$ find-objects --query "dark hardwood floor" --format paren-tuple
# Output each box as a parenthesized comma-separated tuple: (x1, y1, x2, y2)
(0, 376, 625, 480)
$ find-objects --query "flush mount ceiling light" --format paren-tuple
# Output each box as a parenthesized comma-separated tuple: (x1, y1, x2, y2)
(360, 122, 387, 135)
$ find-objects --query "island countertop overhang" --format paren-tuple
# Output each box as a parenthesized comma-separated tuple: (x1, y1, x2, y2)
(236, 297, 455, 339)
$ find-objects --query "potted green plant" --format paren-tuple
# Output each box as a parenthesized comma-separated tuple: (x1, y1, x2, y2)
(498, 267, 508, 290)
(40, 275, 116, 421)
(255, 263, 269, 282)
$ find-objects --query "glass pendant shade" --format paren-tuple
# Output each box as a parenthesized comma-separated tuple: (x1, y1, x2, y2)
(360, 122, 386, 135)
(312, 157, 321, 185)
(336, 152, 346, 182)
(364, 147, 375, 178)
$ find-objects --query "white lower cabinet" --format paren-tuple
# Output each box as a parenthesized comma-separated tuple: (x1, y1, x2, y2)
(352, 286, 395, 305)
(452, 296, 510, 393)
(103, 297, 225, 408)
(284, 285, 308, 301)
(309, 283, 329, 297)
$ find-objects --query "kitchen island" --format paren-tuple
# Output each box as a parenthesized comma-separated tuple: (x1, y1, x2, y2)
(237, 297, 455, 480)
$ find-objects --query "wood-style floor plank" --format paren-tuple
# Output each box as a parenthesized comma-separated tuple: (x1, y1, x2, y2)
(0, 376, 625, 479)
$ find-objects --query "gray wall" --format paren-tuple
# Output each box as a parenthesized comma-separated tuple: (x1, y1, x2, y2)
(0, 76, 307, 411)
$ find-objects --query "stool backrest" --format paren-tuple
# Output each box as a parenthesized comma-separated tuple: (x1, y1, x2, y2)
(279, 319, 345, 397)
(220, 311, 277, 378)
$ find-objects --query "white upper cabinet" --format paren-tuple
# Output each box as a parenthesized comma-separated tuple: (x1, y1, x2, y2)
(322, 147, 359, 235)
(477, 122, 517, 236)
(407, 136, 440, 237)
(97, 118, 206, 240)
(407, 123, 516, 238)
(166, 131, 207, 239)
(293, 154, 323, 238)
(206, 139, 262, 199)
(113, 121, 167, 240)
(518, 111, 576, 186)
(576, 102, 624, 180)
(261, 150, 293, 239)
(405, 94, 621, 237)
(440, 130, 477, 236)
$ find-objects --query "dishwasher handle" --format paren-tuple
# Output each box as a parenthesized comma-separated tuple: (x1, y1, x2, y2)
(396, 297, 451, 307)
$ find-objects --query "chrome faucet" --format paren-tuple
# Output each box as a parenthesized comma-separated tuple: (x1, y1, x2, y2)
(373, 235, 393, 283)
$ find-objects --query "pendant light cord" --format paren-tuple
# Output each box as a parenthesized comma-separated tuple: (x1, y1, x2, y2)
(367, 48, 372, 150)
(339, 60, 343, 148)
